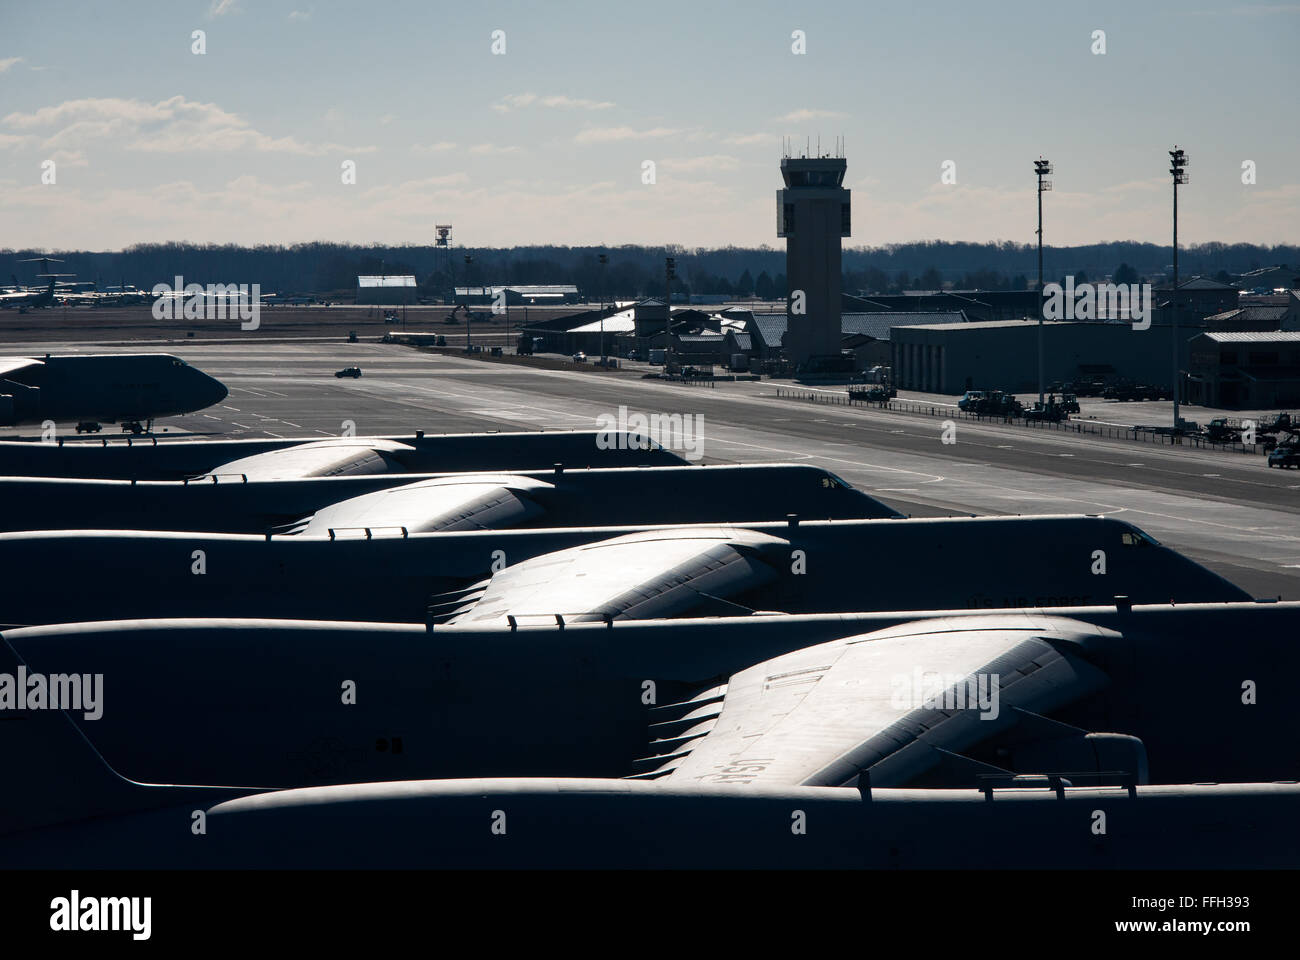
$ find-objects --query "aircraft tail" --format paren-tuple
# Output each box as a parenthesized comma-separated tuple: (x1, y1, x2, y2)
(0, 632, 196, 837)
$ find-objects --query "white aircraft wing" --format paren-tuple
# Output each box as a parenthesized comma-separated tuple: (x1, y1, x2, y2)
(445, 527, 789, 625)
(652, 614, 1115, 786)
(201, 438, 417, 481)
(0, 357, 43, 377)
(298, 474, 553, 535)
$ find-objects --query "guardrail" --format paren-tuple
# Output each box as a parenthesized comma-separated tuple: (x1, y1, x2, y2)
(663, 376, 716, 388)
(772, 387, 1266, 456)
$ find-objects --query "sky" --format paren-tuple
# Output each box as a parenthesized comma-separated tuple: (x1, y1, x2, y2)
(1, 0, 1297, 252)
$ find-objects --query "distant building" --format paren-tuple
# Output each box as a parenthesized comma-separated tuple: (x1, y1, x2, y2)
(1201, 303, 1298, 333)
(1157, 276, 1240, 322)
(1187, 331, 1300, 408)
(357, 275, 416, 305)
(1233, 264, 1300, 293)
(891, 320, 1181, 395)
(455, 284, 580, 305)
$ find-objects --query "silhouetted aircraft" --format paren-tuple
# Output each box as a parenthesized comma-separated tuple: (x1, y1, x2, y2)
(0, 353, 227, 434)
(2, 601, 1297, 868)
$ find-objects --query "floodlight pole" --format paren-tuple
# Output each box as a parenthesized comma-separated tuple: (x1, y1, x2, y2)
(665, 256, 676, 373)
(1034, 158, 1052, 405)
(1169, 147, 1188, 430)
(599, 253, 609, 367)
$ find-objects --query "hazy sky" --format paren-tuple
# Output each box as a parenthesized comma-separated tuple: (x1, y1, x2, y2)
(2, 0, 1297, 251)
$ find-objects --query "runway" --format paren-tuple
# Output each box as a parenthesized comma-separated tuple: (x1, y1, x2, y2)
(4, 336, 1298, 598)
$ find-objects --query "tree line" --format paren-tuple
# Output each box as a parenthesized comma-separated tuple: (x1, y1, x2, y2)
(4, 240, 1295, 299)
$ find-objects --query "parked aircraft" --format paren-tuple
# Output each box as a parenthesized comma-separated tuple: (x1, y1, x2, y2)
(0, 277, 56, 310)
(0, 354, 228, 434)
(3, 601, 1298, 867)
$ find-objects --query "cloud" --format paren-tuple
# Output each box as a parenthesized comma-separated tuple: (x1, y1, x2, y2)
(0, 57, 23, 74)
(377, 113, 397, 126)
(50, 149, 88, 168)
(723, 132, 771, 146)
(288, 9, 311, 21)
(3, 95, 374, 156)
(492, 92, 615, 113)
(1189, 3, 1300, 13)
(662, 154, 741, 173)
(574, 126, 680, 144)
(468, 143, 521, 155)
(413, 141, 458, 153)
(775, 108, 847, 123)
(208, 0, 240, 17)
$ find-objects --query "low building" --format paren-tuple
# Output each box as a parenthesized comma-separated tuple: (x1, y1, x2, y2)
(455, 285, 580, 306)
(1187, 331, 1300, 408)
(357, 275, 416, 305)
(891, 320, 1181, 394)
(1234, 264, 1300, 293)
(1200, 299, 1300, 333)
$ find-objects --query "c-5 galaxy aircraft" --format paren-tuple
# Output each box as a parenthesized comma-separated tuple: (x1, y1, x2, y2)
(0, 353, 228, 434)
(3, 600, 1298, 868)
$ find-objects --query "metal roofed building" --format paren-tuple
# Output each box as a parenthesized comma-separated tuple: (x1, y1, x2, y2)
(455, 285, 580, 305)
(357, 275, 417, 305)
(891, 319, 1183, 395)
(1200, 303, 1299, 333)
(1187, 331, 1300, 408)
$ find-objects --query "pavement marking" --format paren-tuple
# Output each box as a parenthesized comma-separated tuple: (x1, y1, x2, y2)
(221, 405, 240, 412)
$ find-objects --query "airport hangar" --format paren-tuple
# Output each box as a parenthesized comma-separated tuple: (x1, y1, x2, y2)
(891, 319, 1186, 395)
(356, 274, 417, 306)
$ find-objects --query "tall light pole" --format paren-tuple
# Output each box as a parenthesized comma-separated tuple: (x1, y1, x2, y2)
(665, 256, 676, 373)
(1169, 147, 1189, 430)
(598, 253, 609, 367)
(1034, 157, 1053, 404)
(463, 254, 474, 352)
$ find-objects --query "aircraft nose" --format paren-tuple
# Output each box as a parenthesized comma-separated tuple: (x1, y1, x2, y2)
(206, 375, 229, 407)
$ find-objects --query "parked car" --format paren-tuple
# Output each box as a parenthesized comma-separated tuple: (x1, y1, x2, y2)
(1267, 446, 1300, 469)
(572, 352, 587, 363)
(335, 367, 362, 378)
(958, 390, 986, 411)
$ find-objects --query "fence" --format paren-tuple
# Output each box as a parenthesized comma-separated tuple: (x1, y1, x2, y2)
(772, 387, 1266, 457)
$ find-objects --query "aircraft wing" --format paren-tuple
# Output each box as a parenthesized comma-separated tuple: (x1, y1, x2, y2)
(444, 527, 789, 625)
(650, 614, 1116, 786)
(0, 357, 43, 377)
(295, 474, 553, 535)
(200, 438, 417, 481)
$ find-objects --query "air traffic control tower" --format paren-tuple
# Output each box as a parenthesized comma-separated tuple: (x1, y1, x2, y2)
(777, 151, 850, 366)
